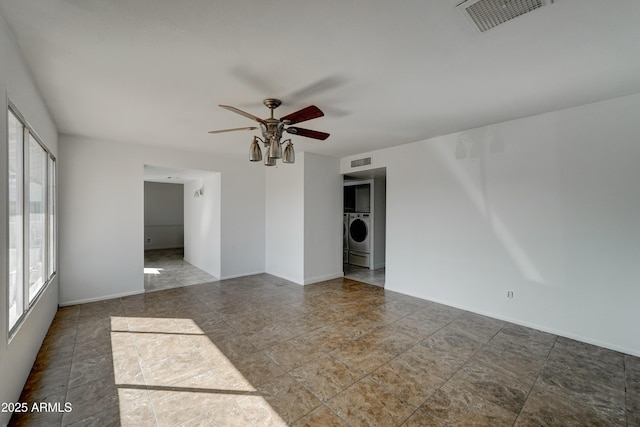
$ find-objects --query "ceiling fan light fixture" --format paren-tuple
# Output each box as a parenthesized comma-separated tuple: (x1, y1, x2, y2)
(282, 140, 295, 164)
(264, 144, 276, 166)
(210, 98, 329, 167)
(268, 138, 282, 159)
(249, 136, 262, 161)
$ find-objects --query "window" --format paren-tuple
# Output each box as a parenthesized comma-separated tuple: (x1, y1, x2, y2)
(48, 155, 56, 280)
(7, 106, 56, 336)
(8, 109, 24, 329)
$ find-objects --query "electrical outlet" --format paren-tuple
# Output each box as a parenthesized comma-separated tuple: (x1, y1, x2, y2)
(507, 291, 514, 299)
(146, 238, 151, 243)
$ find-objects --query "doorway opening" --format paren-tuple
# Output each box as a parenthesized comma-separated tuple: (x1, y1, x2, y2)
(143, 165, 221, 292)
(343, 167, 386, 287)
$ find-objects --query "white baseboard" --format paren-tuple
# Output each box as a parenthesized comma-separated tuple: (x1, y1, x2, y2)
(219, 270, 266, 280)
(303, 272, 344, 285)
(59, 289, 144, 307)
(265, 271, 304, 285)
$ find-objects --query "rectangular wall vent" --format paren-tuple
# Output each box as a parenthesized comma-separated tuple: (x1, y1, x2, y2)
(351, 157, 372, 168)
(457, 0, 550, 33)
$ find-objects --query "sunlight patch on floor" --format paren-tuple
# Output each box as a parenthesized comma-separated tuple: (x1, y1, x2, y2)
(110, 316, 286, 425)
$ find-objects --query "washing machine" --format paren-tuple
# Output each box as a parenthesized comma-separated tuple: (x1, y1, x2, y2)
(343, 213, 349, 263)
(348, 213, 371, 267)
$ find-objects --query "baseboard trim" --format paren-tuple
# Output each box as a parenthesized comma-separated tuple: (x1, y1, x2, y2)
(59, 289, 144, 307)
(265, 271, 304, 285)
(219, 270, 266, 280)
(303, 272, 344, 285)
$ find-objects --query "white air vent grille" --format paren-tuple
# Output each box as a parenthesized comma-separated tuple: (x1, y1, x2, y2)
(457, 0, 550, 33)
(351, 157, 372, 168)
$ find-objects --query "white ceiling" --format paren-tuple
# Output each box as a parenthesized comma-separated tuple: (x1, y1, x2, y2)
(1, 0, 639, 160)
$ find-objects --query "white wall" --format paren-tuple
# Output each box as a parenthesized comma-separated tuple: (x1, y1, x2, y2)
(265, 152, 343, 285)
(184, 173, 221, 278)
(265, 158, 305, 283)
(0, 12, 59, 427)
(341, 92, 640, 356)
(144, 181, 184, 250)
(58, 136, 265, 305)
(303, 152, 343, 284)
(218, 167, 266, 280)
(373, 177, 386, 269)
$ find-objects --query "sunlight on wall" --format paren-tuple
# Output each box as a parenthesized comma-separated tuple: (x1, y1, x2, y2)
(436, 137, 546, 285)
(109, 316, 286, 425)
(143, 268, 163, 275)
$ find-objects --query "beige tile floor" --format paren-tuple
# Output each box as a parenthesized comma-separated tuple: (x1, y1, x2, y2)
(343, 263, 385, 288)
(9, 273, 640, 426)
(144, 248, 218, 292)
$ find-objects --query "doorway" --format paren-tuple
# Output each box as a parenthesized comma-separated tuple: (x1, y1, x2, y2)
(143, 165, 221, 292)
(144, 181, 184, 252)
(343, 167, 386, 287)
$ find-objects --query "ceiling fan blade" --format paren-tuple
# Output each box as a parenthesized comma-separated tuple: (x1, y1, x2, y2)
(280, 105, 324, 125)
(286, 127, 330, 140)
(208, 126, 258, 134)
(219, 105, 265, 123)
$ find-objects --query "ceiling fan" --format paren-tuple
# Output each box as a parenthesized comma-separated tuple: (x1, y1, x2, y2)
(208, 98, 329, 166)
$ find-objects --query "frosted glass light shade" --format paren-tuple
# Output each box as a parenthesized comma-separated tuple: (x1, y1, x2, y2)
(282, 140, 295, 164)
(249, 137, 262, 161)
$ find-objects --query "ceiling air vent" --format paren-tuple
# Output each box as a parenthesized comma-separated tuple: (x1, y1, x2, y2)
(351, 157, 372, 168)
(457, 0, 551, 33)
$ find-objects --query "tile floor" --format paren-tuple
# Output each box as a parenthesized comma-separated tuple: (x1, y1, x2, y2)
(343, 264, 385, 288)
(144, 248, 218, 292)
(10, 274, 640, 426)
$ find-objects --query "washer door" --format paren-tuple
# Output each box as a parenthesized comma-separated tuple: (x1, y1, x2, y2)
(350, 219, 368, 242)
(349, 218, 370, 252)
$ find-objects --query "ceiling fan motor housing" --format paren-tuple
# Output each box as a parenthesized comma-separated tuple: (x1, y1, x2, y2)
(263, 98, 282, 110)
(261, 120, 285, 142)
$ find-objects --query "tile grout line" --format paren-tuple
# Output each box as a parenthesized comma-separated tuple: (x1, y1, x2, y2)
(624, 355, 629, 427)
(510, 334, 560, 427)
(409, 314, 488, 426)
(125, 314, 162, 427)
(59, 314, 79, 427)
